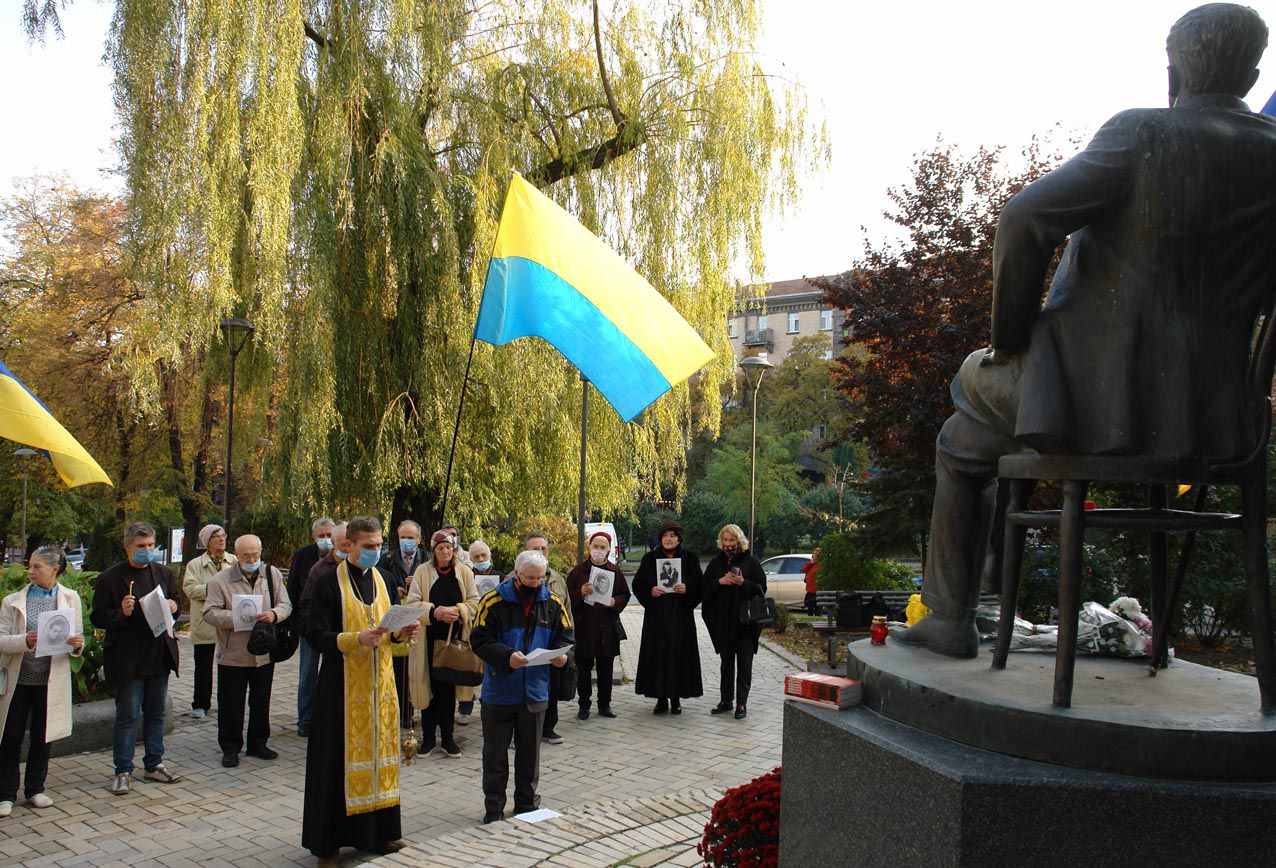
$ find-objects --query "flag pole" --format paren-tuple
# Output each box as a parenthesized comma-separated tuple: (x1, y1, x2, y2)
(577, 373, 589, 564)
(439, 332, 477, 524)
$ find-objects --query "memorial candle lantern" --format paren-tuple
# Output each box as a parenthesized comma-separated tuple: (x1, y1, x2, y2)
(870, 615, 888, 645)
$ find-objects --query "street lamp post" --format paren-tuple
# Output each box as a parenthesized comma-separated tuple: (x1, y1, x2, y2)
(219, 317, 255, 527)
(739, 355, 773, 548)
(14, 448, 37, 560)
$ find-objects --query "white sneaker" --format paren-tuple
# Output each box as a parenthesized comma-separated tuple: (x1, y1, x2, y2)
(455, 712, 471, 726)
(28, 793, 53, 809)
(0, 801, 12, 818)
(190, 708, 206, 719)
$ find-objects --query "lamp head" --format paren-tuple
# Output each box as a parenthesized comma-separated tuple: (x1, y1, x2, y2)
(219, 316, 256, 356)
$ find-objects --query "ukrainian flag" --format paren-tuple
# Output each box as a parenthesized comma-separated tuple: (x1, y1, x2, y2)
(475, 174, 714, 422)
(0, 359, 112, 487)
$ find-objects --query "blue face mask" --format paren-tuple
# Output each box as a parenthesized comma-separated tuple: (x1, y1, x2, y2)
(355, 547, 381, 570)
(132, 549, 161, 566)
(472, 560, 491, 572)
(240, 560, 263, 575)
(334, 549, 348, 561)
(316, 538, 333, 553)
(400, 539, 418, 555)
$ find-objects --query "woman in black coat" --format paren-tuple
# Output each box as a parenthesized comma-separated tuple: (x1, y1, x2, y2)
(701, 523, 767, 719)
(566, 531, 631, 719)
(633, 520, 703, 714)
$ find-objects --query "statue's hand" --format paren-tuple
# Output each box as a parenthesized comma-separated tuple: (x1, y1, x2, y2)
(980, 347, 1009, 367)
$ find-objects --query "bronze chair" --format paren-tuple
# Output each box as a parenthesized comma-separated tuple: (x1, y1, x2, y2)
(989, 304, 1276, 713)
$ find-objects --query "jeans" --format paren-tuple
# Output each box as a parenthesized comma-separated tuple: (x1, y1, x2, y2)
(296, 638, 320, 731)
(113, 673, 168, 775)
(191, 643, 215, 711)
(217, 664, 274, 755)
(458, 700, 475, 715)
(0, 684, 49, 801)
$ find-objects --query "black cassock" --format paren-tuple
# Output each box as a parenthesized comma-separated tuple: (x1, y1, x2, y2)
(633, 547, 703, 699)
(301, 566, 401, 857)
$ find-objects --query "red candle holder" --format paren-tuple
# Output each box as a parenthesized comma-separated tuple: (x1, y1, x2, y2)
(870, 615, 888, 645)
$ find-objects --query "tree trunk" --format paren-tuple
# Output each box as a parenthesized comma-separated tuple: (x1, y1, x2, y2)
(389, 483, 444, 542)
(158, 359, 204, 559)
(187, 372, 220, 559)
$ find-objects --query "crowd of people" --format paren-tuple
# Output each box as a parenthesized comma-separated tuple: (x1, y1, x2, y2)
(0, 514, 770, 867)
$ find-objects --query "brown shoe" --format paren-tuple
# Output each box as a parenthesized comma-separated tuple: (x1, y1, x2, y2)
(372, 840, 406, 854)
(316, 855, 340, 868)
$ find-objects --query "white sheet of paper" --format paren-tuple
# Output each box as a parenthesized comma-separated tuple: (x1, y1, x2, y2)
(35, 608, 79, 657)
(231, 594, 263, 632)
(522, 646, 567, 667)
(586, 566, 614, 606)
(379, 604, 424, 633)
(140, 584, 175, 638)
(512, 808, 561, 823)
(656, 558, 682, 592)
(476, 575, 500, 596)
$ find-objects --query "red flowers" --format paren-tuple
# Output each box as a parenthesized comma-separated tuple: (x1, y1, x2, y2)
(698, 766, 782, 868)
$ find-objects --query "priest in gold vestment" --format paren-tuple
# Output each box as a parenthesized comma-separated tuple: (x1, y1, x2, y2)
(302, 516, 421, 865)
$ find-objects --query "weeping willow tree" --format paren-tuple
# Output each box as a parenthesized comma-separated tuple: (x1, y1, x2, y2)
(46, 0, 825, 533)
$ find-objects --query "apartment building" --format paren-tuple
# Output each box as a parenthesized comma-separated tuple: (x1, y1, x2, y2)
(727, 276, 839, 364)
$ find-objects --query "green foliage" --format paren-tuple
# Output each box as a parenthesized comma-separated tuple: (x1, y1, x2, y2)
(767, 601, 791, 634)
(699, 423, 807, 528)
(815, 532, 914, 591)
(0, 566, 111, 702)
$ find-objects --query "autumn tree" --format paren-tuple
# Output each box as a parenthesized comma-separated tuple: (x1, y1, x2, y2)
(815, 138, 1066, 555)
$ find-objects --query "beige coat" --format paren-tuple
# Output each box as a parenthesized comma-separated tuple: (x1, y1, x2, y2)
(201, 564, 292, 668)
(405, 561, 479, 710)
(183, 551, 237, 645)
(0, 584, 83, 744)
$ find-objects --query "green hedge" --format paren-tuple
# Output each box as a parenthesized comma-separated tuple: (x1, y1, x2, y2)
(815, 532, 914, 591)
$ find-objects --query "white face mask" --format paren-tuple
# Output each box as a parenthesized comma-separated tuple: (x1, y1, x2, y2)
(589, 550, 608, 565)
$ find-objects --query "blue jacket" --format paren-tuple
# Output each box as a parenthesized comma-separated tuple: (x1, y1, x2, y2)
(470, 578, 574, 708)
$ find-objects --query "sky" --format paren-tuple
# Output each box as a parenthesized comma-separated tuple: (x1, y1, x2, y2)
(3, 1, 1275, 281)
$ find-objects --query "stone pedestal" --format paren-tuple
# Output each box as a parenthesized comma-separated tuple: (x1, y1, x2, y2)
(779, 702, 1276, 867)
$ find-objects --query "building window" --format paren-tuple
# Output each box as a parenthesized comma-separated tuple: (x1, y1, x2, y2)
(815, 424, 826, 439)
(757, 314, 768, 331)
(787, 312, 800, 334)
(727, 318, 737, 338)
(822, 348, 833, 361)
(820, 309, 833, 330)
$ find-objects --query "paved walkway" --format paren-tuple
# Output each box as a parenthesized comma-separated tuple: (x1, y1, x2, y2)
(7, 605, 800, 867)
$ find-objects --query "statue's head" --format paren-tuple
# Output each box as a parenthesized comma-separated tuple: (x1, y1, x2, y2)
(1168, 4, 1268, 104)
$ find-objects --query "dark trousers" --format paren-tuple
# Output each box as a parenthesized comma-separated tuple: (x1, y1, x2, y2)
(719, 636, 756, 707)
(393, 656, 411, 727)
(421, 679, 456, 744)
(804, 592, 818, 616)
(191, 644, 215, 711)
(481, 703, 544, 815)
(0, 684, 49, 801)
(216, 663, 274, 755)
(576, 654, 614, 710)
(543, 669, 560, 733)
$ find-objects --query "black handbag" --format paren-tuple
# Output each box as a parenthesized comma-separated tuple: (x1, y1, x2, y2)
(611, 609, 628, 642)
(246, 567, 299, 662)
(739, 595, 779, 626)
(557, 657, 577, 701)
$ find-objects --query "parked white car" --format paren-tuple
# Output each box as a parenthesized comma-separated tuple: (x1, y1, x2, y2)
(759, 554, 812, 607)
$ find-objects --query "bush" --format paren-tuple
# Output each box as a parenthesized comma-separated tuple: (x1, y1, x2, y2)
(815, 532, 914, 591)
(768, 602, 791, 635)
(0, 564, 111, 701)
(699, 766, 781, 868)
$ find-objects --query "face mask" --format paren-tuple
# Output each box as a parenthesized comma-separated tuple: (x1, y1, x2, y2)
(334, 549, 349, 561)
(400, 539, 418, 555)
(355, 547, 381, 570)
(722, 544, 741, 556)
(316, 538, 333, 553)
(515, 577, 538, 599)
(133, 549, 161, 566)
(240, 560, 262, 575)
(473, 560, 491, 572)
(590, 550, 608, 565)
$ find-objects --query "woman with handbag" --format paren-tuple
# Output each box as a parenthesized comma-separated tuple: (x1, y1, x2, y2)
(0, 547, 84, 818)
(566, 531, 630, 720)
(405, 531, 480, 757)
(701, 524, 767, 720)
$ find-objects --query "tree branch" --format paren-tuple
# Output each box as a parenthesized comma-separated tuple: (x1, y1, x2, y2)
(304, 20, 330, 48)
(593, 0, 623, 127)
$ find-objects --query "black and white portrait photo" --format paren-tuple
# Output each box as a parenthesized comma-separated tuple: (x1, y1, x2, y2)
(656, 558, 681, 592)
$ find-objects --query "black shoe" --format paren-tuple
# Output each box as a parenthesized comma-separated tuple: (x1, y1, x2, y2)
(654, 699, 669, 715)
(221, 753, 239, 768)
(734, 706, 747, 719)
(440, 739, 462, 758)
(711, 701, 733, 715)
(577, 706, 590, 720)
(514, 805, 537, 816)
(670, 701, 682, 715)
(296, 726, 310, 737)
(483, 811, 504, 824)
(246, 746, 278, 760)
(597, 706, 617, 718)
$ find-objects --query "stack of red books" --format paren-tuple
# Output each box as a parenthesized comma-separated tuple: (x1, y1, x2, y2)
(783, 672, 862, 710)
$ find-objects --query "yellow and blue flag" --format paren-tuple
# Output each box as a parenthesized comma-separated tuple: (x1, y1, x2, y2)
(0, 358, 112, 487)
(475, 173, 714, 422)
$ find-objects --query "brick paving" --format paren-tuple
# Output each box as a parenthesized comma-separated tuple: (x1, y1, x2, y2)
(3, 604, 801, 867)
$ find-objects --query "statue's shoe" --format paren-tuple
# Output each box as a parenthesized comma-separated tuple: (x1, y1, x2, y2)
(891, 613, 980, 659)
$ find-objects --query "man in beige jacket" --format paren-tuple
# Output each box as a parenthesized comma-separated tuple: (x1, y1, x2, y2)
(182, 524, 236, 719)
(203, 535, 292, 768)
